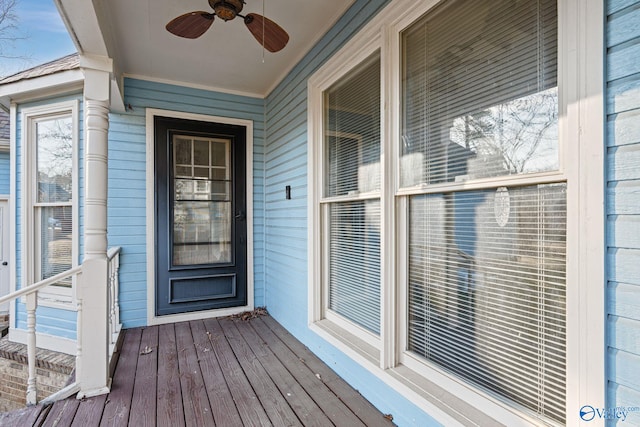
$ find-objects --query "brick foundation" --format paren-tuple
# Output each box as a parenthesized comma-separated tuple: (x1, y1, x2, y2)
(0, 336, 74, 412)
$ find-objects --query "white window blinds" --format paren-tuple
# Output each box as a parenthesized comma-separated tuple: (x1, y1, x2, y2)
(323, 51, 381, 335)
(401, 0, 565, 424)
(329, 200, 381, 334)
(401, 0, 558, 187)
(325, 53, 381, 197)
(408, 184, 566, 423)
(35, 116, 74, 286)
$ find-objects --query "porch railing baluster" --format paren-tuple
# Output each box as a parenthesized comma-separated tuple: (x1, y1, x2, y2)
(0, 246, 122, 407)
(25, 292, 37, 405)
(107, 247, 122, 353)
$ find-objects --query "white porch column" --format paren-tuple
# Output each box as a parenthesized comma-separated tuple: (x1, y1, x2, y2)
(77, 61, 111, 398)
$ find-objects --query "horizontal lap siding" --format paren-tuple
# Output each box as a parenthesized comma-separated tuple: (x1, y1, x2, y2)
(606, 0, 640, 417)
(264, 1, 440, 425)
(264, 0, 388, 341)
(110, 78, 265, 328)
(0, 151, 9, 195)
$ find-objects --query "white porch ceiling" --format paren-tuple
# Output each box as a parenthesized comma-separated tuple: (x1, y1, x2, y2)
(62, 0, 355, 98)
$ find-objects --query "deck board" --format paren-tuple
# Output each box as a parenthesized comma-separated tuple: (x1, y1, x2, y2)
(128, 325, 158, 427)
(204, 318, 272, 427)
(100, 327, 141, 427)
(155, 323, 185, 427)
(0, 404, 46, 426)
(175, 321, 215, 427)
(190, 319, 242, 427)
(233, 319, 333, 427)
(249, 318, 367, 427)
(41, 397, 80, 427)
(2, 314, 394, 426)
(70, 394, 107, 427)
(219, 317, 303, 427)
(260, 316, 393, 427)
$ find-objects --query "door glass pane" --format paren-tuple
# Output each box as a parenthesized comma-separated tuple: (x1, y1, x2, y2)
(175, 138, 192, 166)
(172, 135, 232, 265)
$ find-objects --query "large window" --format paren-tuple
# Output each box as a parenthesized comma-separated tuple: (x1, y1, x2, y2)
(23, 102, 78, 305)
(309, 0, 603, 425)
(401, 0, 564, 423)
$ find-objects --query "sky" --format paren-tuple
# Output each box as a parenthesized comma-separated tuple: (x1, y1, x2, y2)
(0, 0, 76, 79)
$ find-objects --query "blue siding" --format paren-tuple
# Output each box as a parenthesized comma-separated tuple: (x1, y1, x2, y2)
(14, 94, 84, 339)
(110, 78, 266, 328)
(263, 1, 440, 426)
(606, 0, 640, 419)
(0, 151, 9, 195)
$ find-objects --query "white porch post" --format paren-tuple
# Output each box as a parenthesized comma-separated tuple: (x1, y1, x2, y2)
(77, 59, 111, 398)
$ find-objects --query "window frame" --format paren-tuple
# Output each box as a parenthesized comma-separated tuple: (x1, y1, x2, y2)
(21, 100, 79, 308)
(308, 0, 604, 425)
(309, 31, 384, 354)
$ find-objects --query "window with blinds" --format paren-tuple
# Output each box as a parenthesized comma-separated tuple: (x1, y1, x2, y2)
(408, 184, 566, 423)
(400, 0, 565, 424)
(323, 51, 381, 335)
(401, 0, 558, 187)
(35, 116, 74, 287)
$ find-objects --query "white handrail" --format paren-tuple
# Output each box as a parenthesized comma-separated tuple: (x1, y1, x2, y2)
(0, 246, 122, 407)
(0, 266, 83, 405)
(0, 266, 82, 305)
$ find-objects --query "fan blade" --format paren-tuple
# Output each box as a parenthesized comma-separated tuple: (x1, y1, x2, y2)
(166, 12, 215, 39)
(244, 13, 289, 53)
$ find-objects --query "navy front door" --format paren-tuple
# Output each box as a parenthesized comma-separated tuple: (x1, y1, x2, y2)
(155, 116, 247, 316)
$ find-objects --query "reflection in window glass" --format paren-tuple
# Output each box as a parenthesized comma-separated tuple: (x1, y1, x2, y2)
(40, 206, 72, 286)
(34, 115, 74, 287)
(408, 184, 566, 423)
(322, 51, 382, 336)
(172, 135, 232, 265)
(401, 0, 558, 187)
(36, 117, 73, 203)
(325, 52, 381, 197)
(401, 1, 564, 423)
(328, 200, 381, 334)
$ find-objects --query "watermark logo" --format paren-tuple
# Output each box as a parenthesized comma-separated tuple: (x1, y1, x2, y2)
(579, 405, 640, 422)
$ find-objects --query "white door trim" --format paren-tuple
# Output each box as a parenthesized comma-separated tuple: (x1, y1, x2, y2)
(145, 108, 254, 326)
(0, 198, 9, 314)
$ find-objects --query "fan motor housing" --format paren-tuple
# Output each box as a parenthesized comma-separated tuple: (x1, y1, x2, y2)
(210, 0, 244, 21)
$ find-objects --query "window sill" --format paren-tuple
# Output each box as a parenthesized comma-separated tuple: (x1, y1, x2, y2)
(311, 319, 379, 366)
(310, 318, 546, 427)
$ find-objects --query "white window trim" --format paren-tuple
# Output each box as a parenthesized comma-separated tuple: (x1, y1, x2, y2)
(309, 29, 384, 356)
(307, 0, 605, 426)
(19, 100, 79, 310)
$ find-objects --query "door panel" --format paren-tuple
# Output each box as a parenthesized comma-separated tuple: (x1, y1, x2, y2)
(155, 117, 247, 316)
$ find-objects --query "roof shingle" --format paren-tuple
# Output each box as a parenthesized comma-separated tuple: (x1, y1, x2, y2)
(0, 53, 80, 85)
(0, 110, 9, 141)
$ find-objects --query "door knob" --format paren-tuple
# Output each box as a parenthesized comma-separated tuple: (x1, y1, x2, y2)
(235, 211, 245, 221)
(1, 262, 7, 266)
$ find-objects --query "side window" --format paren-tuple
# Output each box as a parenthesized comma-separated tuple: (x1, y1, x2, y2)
(321, 52, 382, 338)
(23, 102, 78, 305)
(35, 116, 74, 285)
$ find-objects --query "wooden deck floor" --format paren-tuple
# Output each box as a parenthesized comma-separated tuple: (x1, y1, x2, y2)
(0, 315, 394, 427)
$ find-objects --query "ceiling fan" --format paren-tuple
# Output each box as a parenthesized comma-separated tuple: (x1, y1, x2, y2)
(166, 0, 289, 53)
